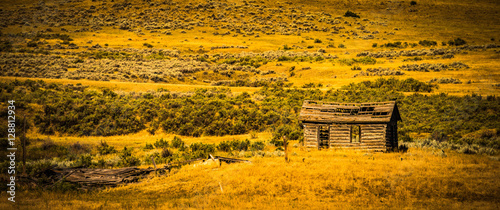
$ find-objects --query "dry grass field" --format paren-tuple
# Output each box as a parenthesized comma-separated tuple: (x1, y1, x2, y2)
(0, 0, 499, 209)
(2, 145, 499, 209)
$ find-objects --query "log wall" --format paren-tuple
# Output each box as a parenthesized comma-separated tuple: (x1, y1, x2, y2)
(304, 123, 319, 149)
(329, 124, 350, 148)
(303, 123, 388, 151)
(359, 124, 387, 151)
(385, 123, 398, 150)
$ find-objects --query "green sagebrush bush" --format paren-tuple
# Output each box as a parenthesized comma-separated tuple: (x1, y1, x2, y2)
(118, 147, 141, 167)
(97, 141, 116, 155)
(3, 79, 499, 152)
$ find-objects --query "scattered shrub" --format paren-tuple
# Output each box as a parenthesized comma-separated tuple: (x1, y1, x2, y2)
(381, 41, 404, 48)
(41, 139, 56, 150)
(171, 136, 185, 149)
(271, 125, 303, 146)
(190, 142, 216, 158)
(144, 143, 154, 150)
(69, 142, 90, 154)
(418, 40, 437, 47)
(72, 154, 93, 168)
(27, 41, 38, 48)
(0, 40, 13, 52)
(153, 138, 169, 149)
(344, 10, 360, 18)
(119, 147, 141, 167)
(448, 38, 467, 46)
(338, 56, 376, 66)
(97, 141, 116, 155)
(428, 77, 462, 84)
(250, 141, 266, 151)
(161, 148, 173, 158)
(302, 82, 318, 88)
(217, 141, 232, 152)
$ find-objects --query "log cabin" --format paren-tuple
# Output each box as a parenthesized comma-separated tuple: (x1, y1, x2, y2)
(298, 100, 402, 151)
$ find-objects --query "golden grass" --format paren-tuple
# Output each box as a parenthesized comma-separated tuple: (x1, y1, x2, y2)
(27, 129, 272, 149)
(2, 147, 499, 209)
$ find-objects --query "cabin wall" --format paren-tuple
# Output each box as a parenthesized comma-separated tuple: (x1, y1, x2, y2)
(303, 124, 319, 149)
(303, 123, 388, 151)
(386, 123, 398, 150)
(329, 124, 351, 148)
(327, 124, 387, 151)
(359, 124, 387, 151)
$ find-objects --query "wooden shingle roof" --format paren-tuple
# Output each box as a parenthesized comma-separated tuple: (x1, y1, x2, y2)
(299, 100, 402, 124)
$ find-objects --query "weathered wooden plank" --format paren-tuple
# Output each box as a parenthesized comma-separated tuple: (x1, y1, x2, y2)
(361, 140, 385, 143)
(330, 143, 360, 146)
(330, 133, 350, 136)
(329, 135, 350, 138)
(361, 130, 386, 134)
(361, 135, 385, 139)
(330, 140, 351, 143)
(330, 130, 350, 133)
(360, 138, 385, 142)
(360, 126, 386, 129)
(360, 124, 387, 127)
(329, 135, 350, 137)
(362, 135, 385, 138)
(361, 143, 386, 146)
(329, 138, 350, 141)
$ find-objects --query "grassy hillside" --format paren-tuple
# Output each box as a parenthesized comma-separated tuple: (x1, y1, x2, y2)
(0, 0, 498, 95)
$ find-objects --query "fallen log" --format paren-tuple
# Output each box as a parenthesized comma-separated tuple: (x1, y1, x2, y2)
(214, 156, 251, 164)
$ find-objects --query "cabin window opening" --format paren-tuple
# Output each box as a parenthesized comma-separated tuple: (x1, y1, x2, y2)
(364, 107, 375, 111)
(351, 125, 360, 143)
(319, 125, 330, 148)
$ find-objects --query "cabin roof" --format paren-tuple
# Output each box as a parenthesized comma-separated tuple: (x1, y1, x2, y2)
(298, 100, 402, 124)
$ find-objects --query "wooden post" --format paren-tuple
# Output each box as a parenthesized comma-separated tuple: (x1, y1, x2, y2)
(151, 156, 157, 176)
(283, 136, 288, 163)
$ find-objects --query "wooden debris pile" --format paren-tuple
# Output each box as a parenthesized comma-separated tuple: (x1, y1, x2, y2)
(61, 167, 154, 187)
(21, 156, 250, 189)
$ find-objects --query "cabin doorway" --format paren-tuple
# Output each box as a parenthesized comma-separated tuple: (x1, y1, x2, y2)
(318, 125, 330, 149)
(351, 125, 360, 143)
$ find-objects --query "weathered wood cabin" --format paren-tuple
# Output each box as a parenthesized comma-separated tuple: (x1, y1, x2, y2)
(298, 100, 402, 151)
